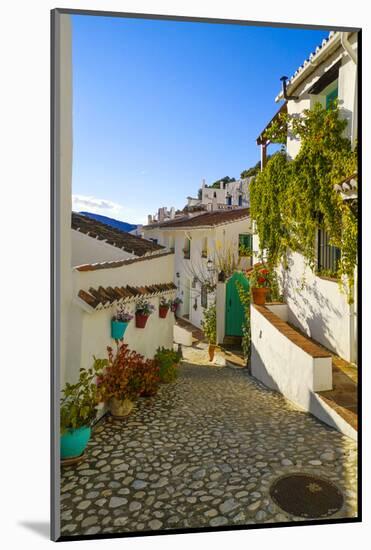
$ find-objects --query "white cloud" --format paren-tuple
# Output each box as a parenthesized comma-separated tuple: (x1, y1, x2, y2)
(72, 194, 149, 225)
(72, 194, 122, 214)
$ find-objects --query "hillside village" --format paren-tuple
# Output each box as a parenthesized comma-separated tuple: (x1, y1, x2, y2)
(55, 14, 359, 538)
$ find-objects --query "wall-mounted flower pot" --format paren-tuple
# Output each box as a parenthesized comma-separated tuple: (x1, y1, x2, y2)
(109, 397, 134, 418)
(251, 287, 270, 305)
(111, 320, 129, 340)
(136, 313, 149, 328)
(171, 303, 179, 314)
(159, 306, 169, 318)
(60, 426, 91, 460)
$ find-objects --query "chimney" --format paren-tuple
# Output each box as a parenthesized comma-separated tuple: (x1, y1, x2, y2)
(158, 207, 165, 222)
(170, 206, 175, 219)
(202, 178, 206, 188)
(147, 214, 153, 224)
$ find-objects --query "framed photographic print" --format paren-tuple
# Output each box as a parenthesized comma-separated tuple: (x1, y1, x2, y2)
(51, 7, 361, 542)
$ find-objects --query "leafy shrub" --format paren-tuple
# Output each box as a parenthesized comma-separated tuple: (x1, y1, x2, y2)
(201, 303, 216, 344)
(97, 343, 155, 402)
(60, 358, 106, 433)
(154, 347, 181, 383)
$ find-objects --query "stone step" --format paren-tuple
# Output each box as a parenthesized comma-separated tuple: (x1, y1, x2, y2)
(223, 335, 242, 346)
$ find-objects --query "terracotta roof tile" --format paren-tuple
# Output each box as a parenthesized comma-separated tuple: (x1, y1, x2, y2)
(157, 208, 250, 229)
(75, 251, 174, 272)
(72, 212, 164, 256)
(78, 282, 177, 310)
(253, 304, 332, 359)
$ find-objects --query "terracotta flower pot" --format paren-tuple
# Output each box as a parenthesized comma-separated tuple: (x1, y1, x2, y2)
(109, 397, 134, 418)
(136, 313, 149, 328)
(159, 306, 169, 318)
(208, 344, 216, 361)
(252, 287, 270, 305)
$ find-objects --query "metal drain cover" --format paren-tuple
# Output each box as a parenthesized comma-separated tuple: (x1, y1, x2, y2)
(270, 474, 344, 518)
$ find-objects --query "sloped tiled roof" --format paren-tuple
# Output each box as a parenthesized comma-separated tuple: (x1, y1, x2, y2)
(275, 31, 341, 101)
(78, 282, 177, 310)
(156, 208, 250, 230)
(72, 212, 164, 256)
(75, 251, 174, 272)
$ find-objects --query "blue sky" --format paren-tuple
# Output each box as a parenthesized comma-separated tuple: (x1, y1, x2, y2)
(71, 15, 329, 224)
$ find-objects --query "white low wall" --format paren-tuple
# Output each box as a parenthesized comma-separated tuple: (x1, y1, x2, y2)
(174, 324, 193, 346)
(250, 305, 332, 411)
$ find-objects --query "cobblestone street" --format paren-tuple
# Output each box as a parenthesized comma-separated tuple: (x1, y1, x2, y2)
(60, 363, 357, 536)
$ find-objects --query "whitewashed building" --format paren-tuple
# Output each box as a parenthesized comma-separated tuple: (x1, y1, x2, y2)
(143, 208, 252, 329)
(251, 31, 358, 438)
(254, 30, 358, 364)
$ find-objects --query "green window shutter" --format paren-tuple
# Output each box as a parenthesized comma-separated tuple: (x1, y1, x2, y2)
(326, 87, 338, 109)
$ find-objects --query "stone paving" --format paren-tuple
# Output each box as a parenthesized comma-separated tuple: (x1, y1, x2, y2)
(60, 363, 358, 536)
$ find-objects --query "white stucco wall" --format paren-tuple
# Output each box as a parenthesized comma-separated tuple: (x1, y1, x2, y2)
(278, 251, 353, 361)
(71, 229, 135, 267)
(73, 252, 175, 294)
(250, 305, 332, 411)
(65, 253, 176, 385)
(79, 296, 175, 374)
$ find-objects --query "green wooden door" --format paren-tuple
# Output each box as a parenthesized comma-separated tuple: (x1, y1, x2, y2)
(225, 272, 249, 336)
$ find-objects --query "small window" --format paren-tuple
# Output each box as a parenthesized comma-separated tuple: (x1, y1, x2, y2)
(238, 195, 242, 207)
(201, 284, 208, 308)
(239, 234, 252, 257)
(213, 191, 217, 198)
(201, 236, 208, 258)
(317, 228, 341, 276)
(326, 86, 338, 109)
(183, 237, 191, 259)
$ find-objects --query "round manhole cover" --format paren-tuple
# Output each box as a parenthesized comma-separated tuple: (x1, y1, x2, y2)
(270, 474, 344, 518)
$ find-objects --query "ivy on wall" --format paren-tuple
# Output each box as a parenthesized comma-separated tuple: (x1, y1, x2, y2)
(250, 102, 358, 298)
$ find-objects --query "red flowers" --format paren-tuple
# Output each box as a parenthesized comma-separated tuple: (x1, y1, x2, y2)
(258, 276, 266, 284)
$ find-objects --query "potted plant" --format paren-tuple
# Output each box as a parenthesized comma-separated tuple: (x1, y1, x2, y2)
(154, 347, 181, 383)
(170, 296, 182, 314)
(135, 298, 155, 328)
(60, 358, 106, 460)
(138, 360, 161, 397)
(159, 297, 171, 318)
(201, 303, 217, 361)
(111, 307, 133, 340)
(97, 343, 143, 418)
(248, 263, 271, 305)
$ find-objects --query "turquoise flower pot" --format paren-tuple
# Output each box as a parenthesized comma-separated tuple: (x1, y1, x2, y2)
(60, 426, 91, 459)
(111, 320, 128, 340)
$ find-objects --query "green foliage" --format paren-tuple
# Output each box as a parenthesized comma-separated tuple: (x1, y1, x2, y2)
(210, 176, 236, 188)
(201, 303, 216, 344)
(241, 161, 260, 178)
(154, 347, 181, 383)
(250, 102, 357, 299)
(236, 281, 251, 358)
(97, 343, 156, 402)
(60, 358, 107, 433)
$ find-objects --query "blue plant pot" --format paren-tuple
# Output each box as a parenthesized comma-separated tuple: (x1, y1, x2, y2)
(111, 320, 129, 340)
(60, 426, 91, 459)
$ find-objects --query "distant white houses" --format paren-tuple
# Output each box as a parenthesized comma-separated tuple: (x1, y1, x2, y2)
(186, 177, 252, 211)
(143, 208, 252, 329)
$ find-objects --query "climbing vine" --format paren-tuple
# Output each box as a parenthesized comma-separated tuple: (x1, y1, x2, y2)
(250, 102, 358, 298)
(236, 281, 251, 359)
